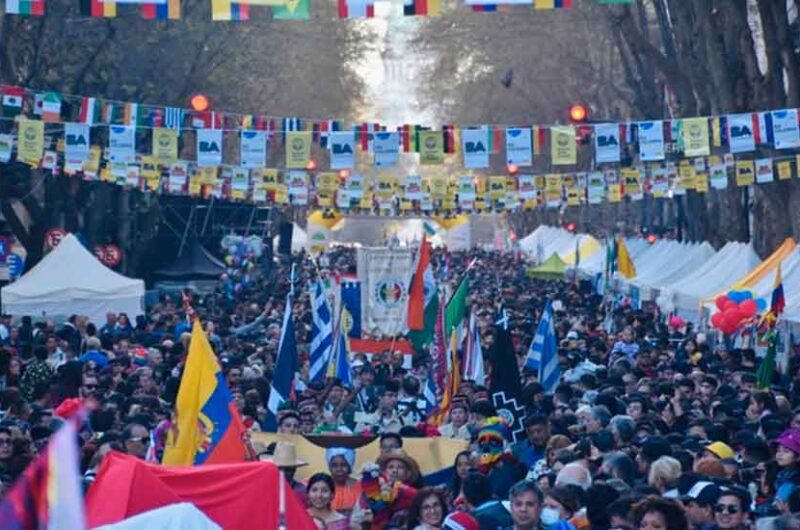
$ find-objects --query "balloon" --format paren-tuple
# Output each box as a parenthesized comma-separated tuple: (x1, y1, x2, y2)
(740, 290, 754, 301)
(715, 295, 729, 311)
(757, 298, 768, 311)
(711, 312, 726, 329)
(724, 308, 744, 327)
(740, 299, 757, 317)
(225, 255, 233, 266)
(723, 299, 738, 311)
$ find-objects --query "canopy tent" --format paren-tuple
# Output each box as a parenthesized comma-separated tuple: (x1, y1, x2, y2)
(573, 237, 650, 279)
(519, 226, 601, 264)
(527, 253, 567, 279)
(627, 241, 716, 297)
(658, 242, 762, 319)
(272, 222, 309, 254)
(1, 234, 144, 325)
(86, 452, 315, 530)
(152, 237, 225, 281)
(94, 503, 221, 530)
(562, 235, 602, 266)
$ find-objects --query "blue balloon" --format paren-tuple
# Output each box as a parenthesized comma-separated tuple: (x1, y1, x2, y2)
(727, 291, 744, 303)
(757, 298, 767, 311)
(740, 290, 754, 301)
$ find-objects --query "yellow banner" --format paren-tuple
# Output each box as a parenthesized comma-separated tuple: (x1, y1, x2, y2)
(622, 167, 641, 196)
(317, 172, 339, 194)
(285, 132, 311, 169)
(694, 172, 709, 193)
(360, 191, 373, 209)
(777, 160, 793, 181)
(489, 175, 507, 200)
(607, 183, 622, 202)
(262, 169, 280, 190)
(551, 126, 577, 165)
(152, 128, 178, 162)
(275, 184, 288, 204)
(678, 161, 696, 190)
(197, 166, 219, 185)
(566, 187, 580, 206)
(84, 146, 102, 176)
(428, 175, 447, 197)
(736, 160, 755, 187)
(17, 119, 44, 164)
(419, 131, 444, 165)
(141, 157, 161, 191)
(682, 118, 710, 157)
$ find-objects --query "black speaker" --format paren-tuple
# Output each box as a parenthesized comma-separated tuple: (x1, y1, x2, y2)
(277, 221, 293, 255)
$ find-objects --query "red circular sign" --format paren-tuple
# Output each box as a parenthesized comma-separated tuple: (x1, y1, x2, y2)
(44, 228, 67, 251)
(93, 244, 122, 268)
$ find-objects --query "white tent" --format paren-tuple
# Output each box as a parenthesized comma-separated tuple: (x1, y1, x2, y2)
(272, 223, 309, 253)
(629, 241, 716, 298)
(1, 234, 144, 325)
(93, 503, 221, 530)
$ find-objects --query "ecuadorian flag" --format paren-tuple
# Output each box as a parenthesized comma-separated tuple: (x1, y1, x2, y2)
(162, 320, 246, 465)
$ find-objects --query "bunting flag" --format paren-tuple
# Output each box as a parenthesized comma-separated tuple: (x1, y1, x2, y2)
(78, 97, 99, 124)
(3, 0, 45, 15)
(272, 0, 310, 20)
(265, 294, 298, 431)
(337, 0, 374, 18)
(142, 0, 180, 19)
(309, 279, 334, 383)
(533, 0, 573, 8)
(1, 86, 24, 116)
(80, 0, 117, 17)
(211, 0, 250, 20)
(771, 262, 786, 318)
(616, 236, 636, 279)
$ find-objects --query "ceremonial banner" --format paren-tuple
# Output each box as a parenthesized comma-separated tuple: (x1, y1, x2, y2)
(727, 113, 756, 153)
(756, 158, 774, 183)
(330, 131, 356, 169)
(736, 160, 755, 187)
(681, 118, 710, 157)
(152, 128, 178, 162)
(419, 131, 444, 165)
(551, 126, 576, 165)
(108, 125, 135, 163)
(357, 247, 413, 337)
(772, 109, 800, 149)
(285, 131, 311, 169)
(373, 131, 400, 167)
(197, 128, 223, 167)
(240, 130, 267, 168)
(505, 127, 532, 166)
(594, 123, 620, 163)
(64, 123, 90, 162)
(638, 120, 664, 161)
(461, 126, 489, 169)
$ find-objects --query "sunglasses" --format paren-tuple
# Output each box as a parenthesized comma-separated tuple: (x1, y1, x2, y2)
(714, 504, 742, 514)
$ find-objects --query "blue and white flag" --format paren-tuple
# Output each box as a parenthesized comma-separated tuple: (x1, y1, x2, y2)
(309, 280, 334, 382)
(329, 311, 352, 386)
(340, 278, 362, 338)
(525, 300, 560, 394)
(164, 106, 184, 133)
(265, 294, 298, 431)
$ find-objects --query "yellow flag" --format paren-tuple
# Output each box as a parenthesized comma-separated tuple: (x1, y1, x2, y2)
(736, 160, 755, 187)
(678, 160, 696, 190)
(777, 160, 793, 181)
(616, 236, 637, 279)
(285, 132, 311, 169)
(419, 131, 444, 165)
(682, 118, 710, 157)
(317, 172, 339, 194)
(489, 175, 506, 200)
(607, 183, 622, 203)
(551, 126, 576, 165)
(152, 128, 178, 162)
(238, 0, 285, 4)
(17, 119, 44, 165)
(428, 175, 447, 197)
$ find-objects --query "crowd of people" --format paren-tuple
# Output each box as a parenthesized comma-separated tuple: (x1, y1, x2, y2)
(0, 240, 800, 530)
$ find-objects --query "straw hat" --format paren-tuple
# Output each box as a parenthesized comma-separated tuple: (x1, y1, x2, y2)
(262, 441, 308, 468)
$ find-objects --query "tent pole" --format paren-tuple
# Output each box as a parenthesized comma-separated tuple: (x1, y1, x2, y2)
(177, 205, 195, 258)
(245, 205, 257, 236)
(200, 196, 215, 236)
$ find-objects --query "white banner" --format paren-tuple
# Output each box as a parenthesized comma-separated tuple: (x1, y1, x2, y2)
(108, 126, 135, 163)
(287, 171, 308, 205)
(772, 109, 800, 149)
(461, 127, 489, 169)
(710, 163, 728, 189)
(197, 129, 223, 167)
(505, 127, 532, 166)
(330, 131, 356, 169)
(594, 123, 621, 163)
(373, 132, 399, 167)
(518, 174, 535, 199)
(638, 121, 664, 161)
(65, 123, 90, 162)
(357, 247, 414, 337)
(240, 131, 267, 168)
(651, 167, 669, 196)
(756, 158, 774, 183)
(727, 113, 756, 153)
(404, 175, 423, 200)
(0, 134, 12, 163)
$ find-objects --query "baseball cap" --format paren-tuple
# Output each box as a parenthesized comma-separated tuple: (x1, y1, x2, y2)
(443, 512, 480, 530)
(705, 441, 734, 460)
(682, 481, 721, 506)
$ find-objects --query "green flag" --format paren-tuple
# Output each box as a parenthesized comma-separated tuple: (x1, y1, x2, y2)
(273, 0, 310, 20)
(407, 291, 438, 353)
(756, 333, 777, 390)
(445, 277, 469, 339)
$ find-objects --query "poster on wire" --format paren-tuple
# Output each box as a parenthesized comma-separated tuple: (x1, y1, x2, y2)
(771, 109, 800, 150)
(505, 127, 533, 166)
(356, 247, 414, 337)
(197, 129, 223, 167)
(373, 132, 400, 168)
(727, 114, 756, 153)
(594, 123, 621, 163)
(240, 131, 267, 168)
(637, 121, 664, 161)
(108, 126, 135, 164)
(330, 131, 356, 169)
(462, 127, 490, 169)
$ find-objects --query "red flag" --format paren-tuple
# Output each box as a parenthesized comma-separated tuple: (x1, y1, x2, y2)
(407, 235, 431, 330)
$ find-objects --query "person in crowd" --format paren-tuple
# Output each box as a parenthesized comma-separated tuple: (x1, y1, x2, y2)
(513, 415, 551, 470)
(541, 486, 580, 528)
(647, 456, 682, 496)
(476, 417, 526, 499)
(773, 429, 800, 512)
(463, 472, 513, 530)
(632, 497, 689, 530)
(440, 401, 471, 441)
(507, 479, 544, 530)
(264, 441, 309, 505)
(405, 487, 448, 530)
(450, 450, 474, 507)
(681, 480, 721, 530)
(306, 473, 350, 530)
(326, 447, 362, 515)
(713, 488, 750, 530)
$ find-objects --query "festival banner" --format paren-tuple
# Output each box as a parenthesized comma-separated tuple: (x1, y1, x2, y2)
(404, 175, 423, 200)
(419, 131, 444, 165)
(551, 126, 576, 165)
(287, 171, 309, 205)
(518, 174, 535, 199)
(489, 175, 506, 200)
(108, 125, 136, 163)
(681, 118, 710, 157)
(64, 123, 90, 162)
(727, 113, 756, 153)
(622, 167, 642, 200)
(329, 131, 356, 169)
(587, 171, 605, 204)
(594, 123, 620, 163)
(285, 131, 312, 169)
(317, 172, 339, 196)
(651, 167, 669, 197)
(373, 131, 400, 167)
(607, 183, 622, 202)
(505, 127, 533, 166)
(736, 160, 755, 187)
(345, 173, 365, 199)
(356, 246, 413, 337)
(152, 128, 178, 162)
(771, 109, 800, 150)
(230, 167, 249, 200)
(544, 174, 562, 206)
(777, 160, 793, 181)
(17, 119, 44, 164)
(457, 175, 475, 201)
(0, 134, 12, 163)
(755, 158, 774, 183)
(709, 159, 728, 189)
(240, 130, 267, 168)
(197, 128, 223, 167)
(638, 120, 664, 161)
(461, 126, 489, 169)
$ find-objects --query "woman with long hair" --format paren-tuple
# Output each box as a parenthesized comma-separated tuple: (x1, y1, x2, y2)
(306, 473, 349, 530)
(449, 451, 472, 507)
(405, 487, 447, 530)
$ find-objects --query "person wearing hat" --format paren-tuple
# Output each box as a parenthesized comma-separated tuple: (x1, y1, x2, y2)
(261, 441, 308, 505)
(325, 447, 361, 515)
(377, 449, 423, 488)
(439, 400, 471, 441)
(772, 429, 800, 513)
(477, 417, 526, 500)
(681, 480, 721, 530)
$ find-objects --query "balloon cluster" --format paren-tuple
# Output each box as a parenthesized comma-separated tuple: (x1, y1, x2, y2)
(711, 289, 767, 335)
(220, 235, 263, 300)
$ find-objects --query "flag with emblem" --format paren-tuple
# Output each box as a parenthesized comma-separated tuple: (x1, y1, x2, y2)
(1, 86, 24, 116)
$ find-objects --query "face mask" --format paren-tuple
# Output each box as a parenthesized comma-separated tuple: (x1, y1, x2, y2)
(541, 507, 562, 527)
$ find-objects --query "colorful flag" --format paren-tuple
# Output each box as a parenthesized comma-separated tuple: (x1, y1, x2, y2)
(534, 0, 572, 8)
(407, 234, 433, 330)
(164, 106, 184, 131)
(329, 308, 352, 385)
(4, 0, 45, 15)
(525, 300, 560, 394)
(162, 320, 247, 465)
(78, 97, 99, 124)
(1, 86, 24, 116)
(616, 236, 636, 279)
(463, 311, 485, 385)
(403, 0, 440, 16)
(211, 0, 250, 19)
(309, 279, 334, 382)
(337, 0, 374, 18)
(272, 0, 309, 20)
(0, 419, 86, 529)
(80, 0, 117, 17)
(265, 294, 298, 431)
(771, 262, 786, 317)
(40, 92, 61, 122)
(142, 0, 180, 19)
(340, 279, 362, 339)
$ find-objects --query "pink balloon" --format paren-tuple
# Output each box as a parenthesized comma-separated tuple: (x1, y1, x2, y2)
(740, 299, 757, 318)
(715, 295, 729, 311)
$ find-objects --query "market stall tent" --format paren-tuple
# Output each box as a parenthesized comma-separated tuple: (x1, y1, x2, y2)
(527, 252, 567, 279)
(1, 234, 144, 325)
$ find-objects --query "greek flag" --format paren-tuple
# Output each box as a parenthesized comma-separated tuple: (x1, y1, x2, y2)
(164, 106, 184, 132)
(309, 280, 334, 382)
(525, 300, 560, 394)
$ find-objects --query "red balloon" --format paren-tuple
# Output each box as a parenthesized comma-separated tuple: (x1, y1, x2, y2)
(740, 299, 757, 318)
(723, 299, 738, 311)
(715, 295, 729, 311)
(711, 312, 726, 329)
(725, 308, 744, 328)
